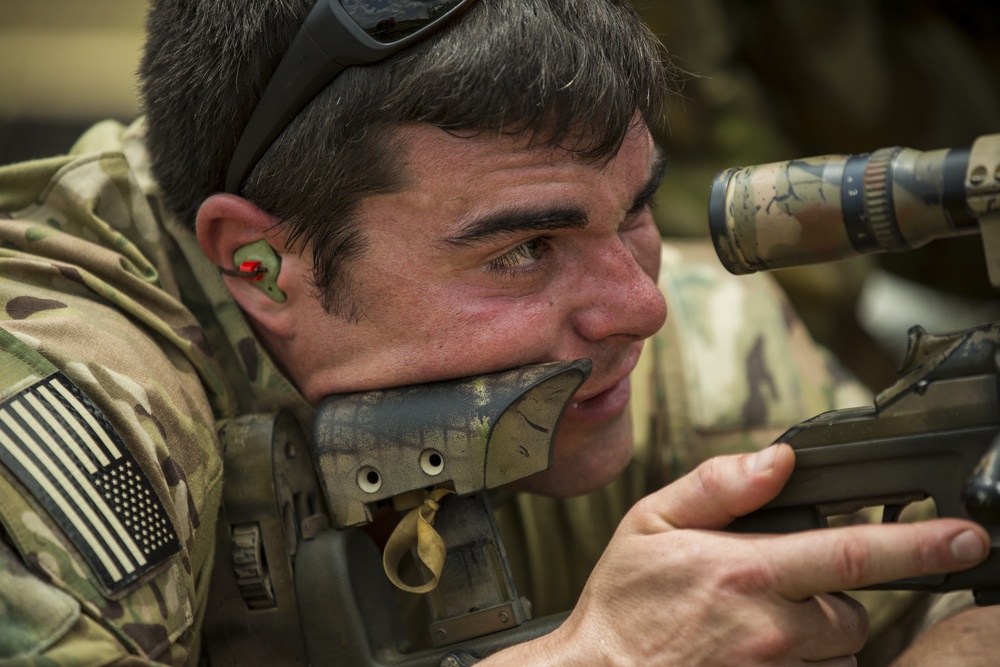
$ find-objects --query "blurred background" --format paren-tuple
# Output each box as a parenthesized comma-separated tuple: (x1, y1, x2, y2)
(640, 0, 1000, 390)
(0, 1, 145, 161)
(2, 0, 1000, 390)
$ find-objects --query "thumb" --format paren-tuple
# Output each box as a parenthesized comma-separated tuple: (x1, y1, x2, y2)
(638, 444, 796, 531)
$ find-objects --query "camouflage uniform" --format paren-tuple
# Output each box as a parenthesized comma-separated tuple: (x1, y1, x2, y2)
(0, 119, 913, 664)
(0, 119, 310, 664)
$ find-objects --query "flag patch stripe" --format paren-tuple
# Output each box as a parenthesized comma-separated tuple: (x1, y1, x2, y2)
(24, 392, 99, 474)
(37, 384, 112, 467)
(51, 380, 122, 460)
(0, 373, 181, 593)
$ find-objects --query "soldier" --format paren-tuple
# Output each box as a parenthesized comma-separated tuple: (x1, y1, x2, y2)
(0, 0, 995, 665)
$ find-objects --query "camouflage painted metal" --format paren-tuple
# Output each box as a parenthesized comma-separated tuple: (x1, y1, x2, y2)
(710, 134, 1000, 277)
(968, 134, 1000, 285)
(711, 134, 1000, 619)
(312, 359, 590, 528)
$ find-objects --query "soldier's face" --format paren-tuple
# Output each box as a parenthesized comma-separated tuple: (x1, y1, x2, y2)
(285, 122, 667, 497)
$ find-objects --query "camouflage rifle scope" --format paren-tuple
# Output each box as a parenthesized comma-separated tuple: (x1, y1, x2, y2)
(709, 134, 1000, 276)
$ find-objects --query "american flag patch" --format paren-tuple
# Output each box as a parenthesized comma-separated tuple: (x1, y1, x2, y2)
(0, 372, 181, 594)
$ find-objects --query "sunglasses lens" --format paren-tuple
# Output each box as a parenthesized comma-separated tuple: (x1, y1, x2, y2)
(340, 0, 463, 43)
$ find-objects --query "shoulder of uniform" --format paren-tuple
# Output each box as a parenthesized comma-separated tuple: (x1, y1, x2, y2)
(0, 321, 222, 658)
(0, 371, 183, 594)
(649, 239, 869, 448)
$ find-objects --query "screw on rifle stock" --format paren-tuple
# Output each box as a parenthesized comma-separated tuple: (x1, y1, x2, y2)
(440, 650, 480, 666)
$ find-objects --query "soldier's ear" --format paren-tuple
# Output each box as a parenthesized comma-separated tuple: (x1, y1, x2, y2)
(195, 194, 291, 311)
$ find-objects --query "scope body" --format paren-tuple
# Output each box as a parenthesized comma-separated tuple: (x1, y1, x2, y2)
(709, 141, 986, 275)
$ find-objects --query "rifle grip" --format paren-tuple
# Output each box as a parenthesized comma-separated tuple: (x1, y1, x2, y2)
(728, 506, 826, 534)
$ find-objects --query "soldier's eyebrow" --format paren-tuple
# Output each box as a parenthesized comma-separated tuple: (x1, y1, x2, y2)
(444, 145, 667, 247)
(443, 207, 588, 246)
(628, 147, 667, 216)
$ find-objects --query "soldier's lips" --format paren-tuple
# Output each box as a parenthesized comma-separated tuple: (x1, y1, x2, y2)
(564, 375, 631, 425)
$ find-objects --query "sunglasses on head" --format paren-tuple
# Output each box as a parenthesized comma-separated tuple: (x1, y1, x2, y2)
(225, 0, 478, 195)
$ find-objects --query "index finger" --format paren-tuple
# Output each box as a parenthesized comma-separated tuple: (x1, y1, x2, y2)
(765, 519, 990, 601)
(637, 445, 797, 532)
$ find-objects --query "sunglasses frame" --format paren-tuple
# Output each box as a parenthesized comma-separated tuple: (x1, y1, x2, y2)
(225, 0, 477, 194)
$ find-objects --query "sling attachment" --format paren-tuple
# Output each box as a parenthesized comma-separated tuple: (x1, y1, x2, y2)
(382, 488, 455, 593)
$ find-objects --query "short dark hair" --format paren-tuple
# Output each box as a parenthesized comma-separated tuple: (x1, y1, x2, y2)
(140, 0, 677, 316)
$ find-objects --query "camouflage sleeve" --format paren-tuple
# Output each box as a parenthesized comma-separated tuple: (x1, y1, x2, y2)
(0, 314, 223, 664)
(637, 238, 871, 480)
(0, 532, 134, 665)
(0, 168, 224, 663)
(0, 305, 223, 664)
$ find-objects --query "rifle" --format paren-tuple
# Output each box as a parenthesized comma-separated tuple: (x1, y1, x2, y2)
(711, 133, 1000, 605)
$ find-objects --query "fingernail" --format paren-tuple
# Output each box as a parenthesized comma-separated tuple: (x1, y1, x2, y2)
(950, 530, 987, 562)
(748, 447, 777, 474)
